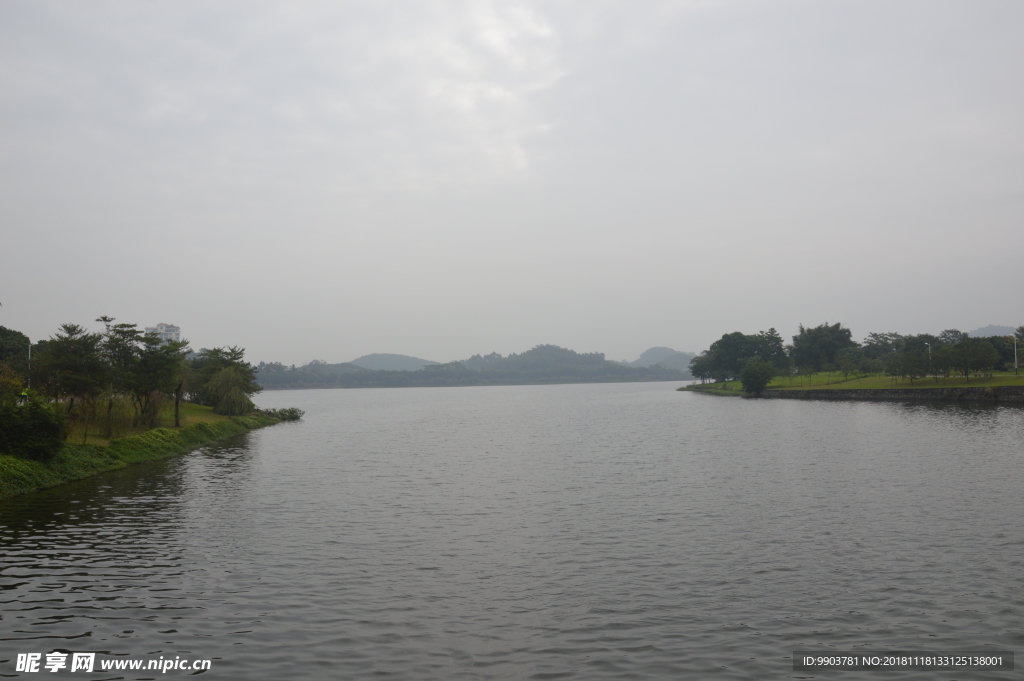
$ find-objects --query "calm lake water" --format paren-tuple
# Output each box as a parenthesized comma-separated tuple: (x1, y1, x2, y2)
(2, 383, 1022, 679)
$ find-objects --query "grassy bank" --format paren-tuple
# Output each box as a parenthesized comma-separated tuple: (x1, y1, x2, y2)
(61, 401, 234, 446)
(0, 407, 279, 501)
(680, 371, 1024, 396)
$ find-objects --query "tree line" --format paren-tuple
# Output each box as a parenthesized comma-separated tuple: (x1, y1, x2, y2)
(0, 319, 264, 459)
(689, 323, 1024, 395)
(257, 344, 690, 390)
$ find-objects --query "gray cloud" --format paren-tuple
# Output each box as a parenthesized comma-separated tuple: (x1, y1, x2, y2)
(2, 1, 1022, 364)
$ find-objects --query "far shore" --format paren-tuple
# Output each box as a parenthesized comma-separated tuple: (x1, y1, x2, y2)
(680, 372, 1024, 402)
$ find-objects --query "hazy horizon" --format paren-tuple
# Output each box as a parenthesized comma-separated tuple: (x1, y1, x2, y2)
(3, 1, 1022, 365)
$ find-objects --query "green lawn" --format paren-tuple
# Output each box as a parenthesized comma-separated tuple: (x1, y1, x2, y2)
(682, 371, 1024, 395)
(176, 402, 233, 423)
(0, 411, 278, 501)
(66, 402, 231, 446)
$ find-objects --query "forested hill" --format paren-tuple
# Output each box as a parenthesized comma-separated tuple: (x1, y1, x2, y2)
(628, 347, 696, 371)
(257, 345, 687, 390)
(350, 353, 439, 371)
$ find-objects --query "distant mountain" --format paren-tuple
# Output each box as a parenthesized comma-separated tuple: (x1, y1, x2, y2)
(255, 359, 365, 389)
(969, 325, 1016, 337)
(350, 353, 440, 371)
(458, 345, 634, 381)
(629, 347, 696, 373)
(304, 361, 365, 374)
(257, 344, 688, 390)
(453, 344, 690, 384)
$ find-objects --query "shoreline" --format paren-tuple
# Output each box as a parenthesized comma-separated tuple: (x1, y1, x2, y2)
(0, 412, 280, 502)
(683, 385, 1024, 403)
(258, 377, 691, 390)
(759, 386, 1024, 402)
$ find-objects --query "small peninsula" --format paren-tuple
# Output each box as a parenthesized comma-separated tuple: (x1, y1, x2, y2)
(681, 322, 1024, 400)
(0, 319, 302, 500)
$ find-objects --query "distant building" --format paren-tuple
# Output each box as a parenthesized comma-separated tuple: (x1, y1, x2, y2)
(145, 323, 181, 342)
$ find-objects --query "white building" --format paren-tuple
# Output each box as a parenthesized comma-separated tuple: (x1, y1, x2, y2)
(145, 323, 181, 342)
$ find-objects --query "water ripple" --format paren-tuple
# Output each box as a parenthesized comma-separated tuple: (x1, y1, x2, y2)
(2, 385, 1022, 679)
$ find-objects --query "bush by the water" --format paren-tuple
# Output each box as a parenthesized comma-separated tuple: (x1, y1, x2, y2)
(261, 407, 304, 421)
(0, 398, 69, 461)
(740, 361, 776, 396)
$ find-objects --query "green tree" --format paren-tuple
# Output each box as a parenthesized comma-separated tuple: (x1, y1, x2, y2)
(96, 317, 143, 435)
(688, 352, 716, 384)
(93, 317, 190, 430)
(884, 352, 901, 382)
(32, 324, 107, 442)
(34, 323, 105, 411)
(897, 351, 925, 384)
(904, 334, 940, 358)
(939, 329, 969, 346)
(952, 339, 1000, 378)
(0, 325, 31, 376)
(134, 333, 190, 427)
(185, 347, 261, 408)
(206, 366, 256, 415)
(708, 332, 754, 378)
(836, 350, 859, 382)
(750, 328, 789, 369)
(0, 396, 68, 461)
(857, 357, 883, 376)
(791, 323, 858, 371)
(861, 332, 905, 359)
(0, 362, 24, 403)
(931, 345, 953, 378)
(981, 335, 1016, 371)
(96, 317, 143, 393)
(740, 360, 775, 396)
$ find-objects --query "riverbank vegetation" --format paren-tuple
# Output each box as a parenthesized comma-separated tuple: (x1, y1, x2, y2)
(0, 410, 279, 501)
(0, 319, 299, 466)
(686, 323, 1024, 396)
(682, 370, 1024, 396)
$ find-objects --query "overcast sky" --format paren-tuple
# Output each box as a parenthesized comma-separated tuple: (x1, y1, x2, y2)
(2, 1, 1022, 364)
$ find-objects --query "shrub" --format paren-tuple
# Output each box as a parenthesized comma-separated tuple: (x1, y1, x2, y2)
(261, 407, 304, 421)
(740, 361, 776, 397)
(208, 367, 256, 415)
(0, 397, 69, 461)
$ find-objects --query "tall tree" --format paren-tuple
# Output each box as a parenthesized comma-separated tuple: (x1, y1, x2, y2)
(861, 332, 904, 359)
(952, 339, 1000, 378)
(206, 366, 256, 415)
(134, 333, 190, 426)
(33, 324, 106, 440)
(97, 317, 143, 394)
(688, 352, 716, 384)
(791, 323, 858, 371)
(0, 325, 31, 376)
(707, 332, 754, 378)
(931, 345, 953, 378)
(836, 349, 859, 382)
(185, 347, 261, 409)
(750, 328, 789, 369)
(939, 329, 969, 346)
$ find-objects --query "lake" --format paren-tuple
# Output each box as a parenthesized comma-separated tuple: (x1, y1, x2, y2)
(2, 383, 1022, 679)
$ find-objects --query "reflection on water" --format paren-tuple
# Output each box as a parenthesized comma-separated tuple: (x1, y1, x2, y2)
(2, 385, 1023, 680)
(0, 438, 258, 669)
